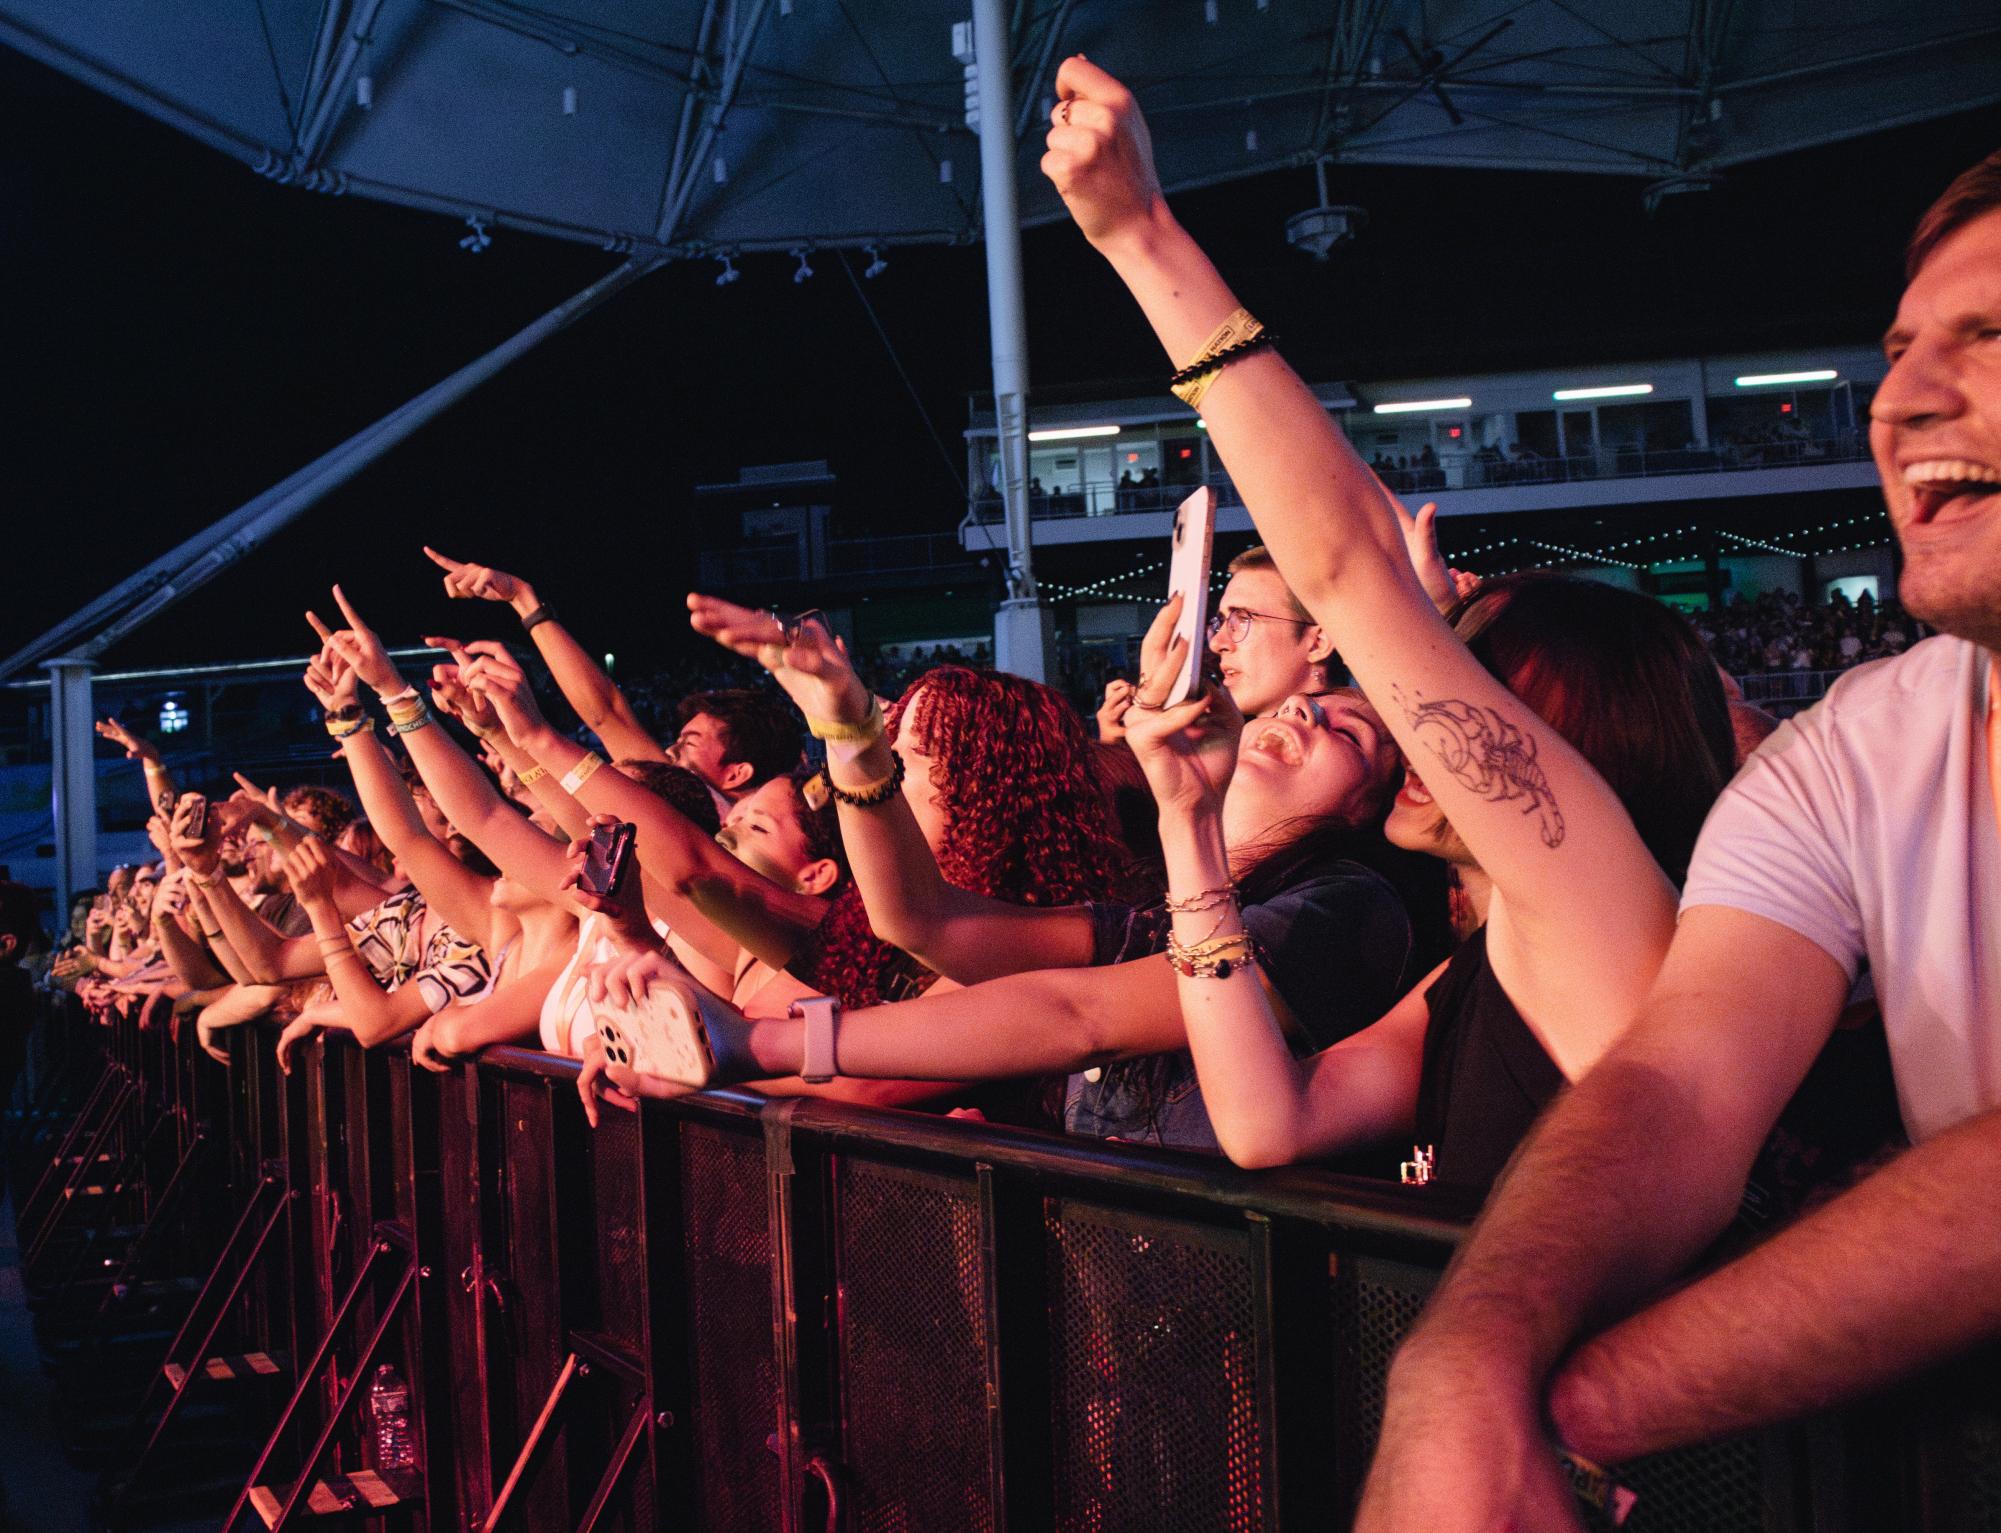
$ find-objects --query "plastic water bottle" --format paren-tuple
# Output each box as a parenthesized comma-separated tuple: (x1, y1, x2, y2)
(368, 1363, 416, 1471)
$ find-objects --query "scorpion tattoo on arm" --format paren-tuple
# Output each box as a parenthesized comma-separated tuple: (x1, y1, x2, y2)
(1397, 691, 1567, 849)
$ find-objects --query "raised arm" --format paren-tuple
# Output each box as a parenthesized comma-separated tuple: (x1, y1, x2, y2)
(424, 546, 667, 762)
(425, 644, 594, 842)
(284, 837, 433, 1048)
(303, 618, 505, 953)
(96, 716, 178, 818)
(1044, 59, 1674, 1072)
(687, 596, 1098, 981)
(459, 641, 816, 974)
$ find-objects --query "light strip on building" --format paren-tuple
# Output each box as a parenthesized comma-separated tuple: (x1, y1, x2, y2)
(1552, 383, 1653, 400)
(1372, 396, 1472, 415)
(1734, 369, 1837, 387)
(1026, 424, 1121, 442)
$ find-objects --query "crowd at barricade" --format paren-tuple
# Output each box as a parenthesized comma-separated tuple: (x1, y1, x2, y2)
(14, 62, 2001, 1530)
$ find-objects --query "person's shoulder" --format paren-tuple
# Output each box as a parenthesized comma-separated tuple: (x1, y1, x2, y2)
(1811, 634, 1975, 725)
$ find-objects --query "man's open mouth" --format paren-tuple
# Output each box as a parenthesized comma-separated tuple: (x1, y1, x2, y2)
(1903, 459, 2001, 523)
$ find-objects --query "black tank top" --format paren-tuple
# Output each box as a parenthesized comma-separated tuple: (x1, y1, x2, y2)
(1412, 927, 1565, 1199)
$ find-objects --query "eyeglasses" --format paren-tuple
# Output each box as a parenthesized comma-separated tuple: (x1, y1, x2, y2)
(1206, 607, 1313, 643)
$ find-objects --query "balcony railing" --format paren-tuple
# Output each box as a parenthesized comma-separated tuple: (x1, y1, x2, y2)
(970, 435, 1873, 524)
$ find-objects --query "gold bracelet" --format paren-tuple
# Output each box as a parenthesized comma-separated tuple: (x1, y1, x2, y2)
(559, 751, 604, 795)
(1162, 884, 1238, 914)
(1169, 307, 1267, 409)
(1165, 930, 1259, 979)
(518, 764, 549, 786)
(807, 697, 884, 745)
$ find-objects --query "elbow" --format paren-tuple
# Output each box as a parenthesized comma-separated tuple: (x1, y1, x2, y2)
(1212, 1112, 1311, 1172)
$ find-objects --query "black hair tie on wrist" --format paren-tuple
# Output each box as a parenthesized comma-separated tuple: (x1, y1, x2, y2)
(521, 604, 557, 634)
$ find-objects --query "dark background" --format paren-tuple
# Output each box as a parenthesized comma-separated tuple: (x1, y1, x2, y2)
(3, 43, 1997, 671)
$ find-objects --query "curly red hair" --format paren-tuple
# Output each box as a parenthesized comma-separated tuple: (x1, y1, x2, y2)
(805, 665, 1122, 1007)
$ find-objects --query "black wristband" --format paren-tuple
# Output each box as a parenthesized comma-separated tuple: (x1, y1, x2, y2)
(520, 604, 557, 634)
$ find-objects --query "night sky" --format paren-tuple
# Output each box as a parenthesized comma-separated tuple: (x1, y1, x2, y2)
(3, 42, 1998, 672)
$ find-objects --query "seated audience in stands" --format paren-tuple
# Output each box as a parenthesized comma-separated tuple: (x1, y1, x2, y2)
(1335, 143, 2001, 1532)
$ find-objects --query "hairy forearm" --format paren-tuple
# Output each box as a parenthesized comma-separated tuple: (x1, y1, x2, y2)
(1550, 1107, 2001, 1463)
(156, 915, 229, 991)
(199, 878, 290, 983)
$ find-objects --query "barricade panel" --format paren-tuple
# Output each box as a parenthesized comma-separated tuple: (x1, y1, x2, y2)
(833, 1155, 996, 1533)
(678, 1117, 785, 1533)
(1044, 1196, 1267, 1533)
(584, 1104, 648, 1351)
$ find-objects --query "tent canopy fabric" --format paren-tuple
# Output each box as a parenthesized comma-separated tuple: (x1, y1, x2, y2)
(5, 0, 1999, 260)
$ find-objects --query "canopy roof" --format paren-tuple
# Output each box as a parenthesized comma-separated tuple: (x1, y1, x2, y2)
(6, 1, 1999, 259)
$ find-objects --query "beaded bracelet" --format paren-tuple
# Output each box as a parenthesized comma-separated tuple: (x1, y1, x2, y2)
(1168, 307, 1273, 408)
(827, 750, 906, 809)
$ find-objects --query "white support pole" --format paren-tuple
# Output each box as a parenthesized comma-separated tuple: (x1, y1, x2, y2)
(45, 655, 98, 911)
(969, 0, 1049, 682)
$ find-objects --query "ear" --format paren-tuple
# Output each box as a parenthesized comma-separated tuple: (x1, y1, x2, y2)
(0, 933, 17, 964)
(1305, 625, 1338, 666)
(792, 858, 841, 898)
(719, 760, 754, 793)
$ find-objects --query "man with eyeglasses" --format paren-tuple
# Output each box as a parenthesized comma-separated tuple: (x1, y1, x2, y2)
(1098, 545, 1337, 743)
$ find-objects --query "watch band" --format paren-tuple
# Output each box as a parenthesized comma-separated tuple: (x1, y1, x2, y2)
(793, 996, 841, 1084)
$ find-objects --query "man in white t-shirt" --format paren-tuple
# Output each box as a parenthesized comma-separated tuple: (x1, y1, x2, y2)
(1358, 150, 2001, 1531)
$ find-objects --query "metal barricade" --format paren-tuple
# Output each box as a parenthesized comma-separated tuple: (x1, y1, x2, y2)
(24, 1010, 2001, 1533)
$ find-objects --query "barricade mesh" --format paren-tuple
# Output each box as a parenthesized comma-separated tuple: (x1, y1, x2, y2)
(587, 1108, 648, 1350)
(1045, 1198, 1264, 1533)
(1329, 1252, 1431, 1503)
(834, 1158, 994, 1533)
(680, 1121, 783, 1533)
(1595, 1436, 1770, 1533)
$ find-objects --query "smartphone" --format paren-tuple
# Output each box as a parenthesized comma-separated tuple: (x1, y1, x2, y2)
(595, 984, 717, 1088)
(579, 822, 636, 898)
(1163, 486, 1218, 707)
(182, 794, 208, 841)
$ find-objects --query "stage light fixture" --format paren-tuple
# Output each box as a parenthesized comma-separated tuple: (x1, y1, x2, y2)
(715, 254, 740, 287)
(864, 247, 888, 279)
(793, 249, 814, 284)
(458, 217, 492, 253)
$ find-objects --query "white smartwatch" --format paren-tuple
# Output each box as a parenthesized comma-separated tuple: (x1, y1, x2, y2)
(793, 995, 842, 1084)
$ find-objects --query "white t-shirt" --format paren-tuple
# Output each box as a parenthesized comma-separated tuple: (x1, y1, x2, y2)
(1682, 635, 2001, 1143)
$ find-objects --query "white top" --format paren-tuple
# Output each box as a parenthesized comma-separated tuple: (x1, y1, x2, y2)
(1682, 635, 2001, 1143)
(537, 912, 669, 1058)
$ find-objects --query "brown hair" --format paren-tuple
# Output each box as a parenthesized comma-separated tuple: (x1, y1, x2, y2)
(1225, 544, 1313, 621)
(1906, 148, 2001, 280)
(1452, 575, 1734, 885)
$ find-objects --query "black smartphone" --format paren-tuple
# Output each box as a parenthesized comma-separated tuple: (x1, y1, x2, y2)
(579, 822, 636, 898)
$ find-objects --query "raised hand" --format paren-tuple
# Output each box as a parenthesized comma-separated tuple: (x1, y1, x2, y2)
(456, 641, 549, 743)
(687, 594, 872, 727)
(301, 631, 361, 713)
(94, 716, 158, 762)
(170, 792, 223, 874)
(1121, 594, 1245, 815)
(1386, 492, 1468, 615)
(282, 837, 339, 909)
(1097, 677, 1136, 744)
(426, 650, 501, 738)
(316, 586, 406, 698)
(561, 817, 654, 948)
(423, 546, 531, 607)
(1041, 57, 1167, 251)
